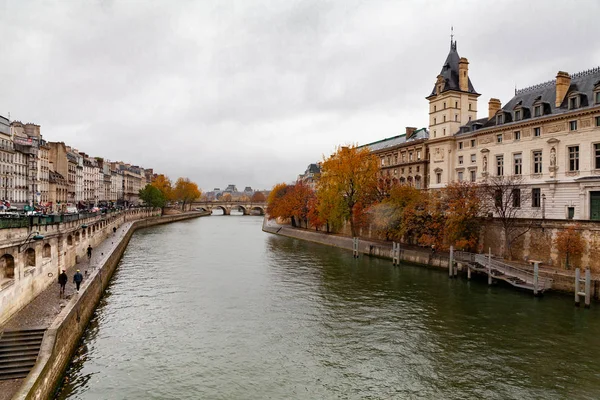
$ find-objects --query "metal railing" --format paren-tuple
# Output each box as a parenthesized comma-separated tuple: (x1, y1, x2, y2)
(455, 251, 553, 290)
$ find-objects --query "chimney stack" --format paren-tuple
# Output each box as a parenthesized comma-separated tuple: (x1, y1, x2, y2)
(488, 98, 501, 119)
(458, 57, 469, 92)
(555, 71, 571, 107)
(405, 127, 417, 137)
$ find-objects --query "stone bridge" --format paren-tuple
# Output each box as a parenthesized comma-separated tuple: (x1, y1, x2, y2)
(193, 201, 266, 216)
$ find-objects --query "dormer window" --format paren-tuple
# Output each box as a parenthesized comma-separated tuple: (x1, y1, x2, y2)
(497, 114, 504, 125)
(569, 96, 579, 110)
(514, 110, 521, 121)
(534, 105, 541, 117)
(595, 91, 600, 104)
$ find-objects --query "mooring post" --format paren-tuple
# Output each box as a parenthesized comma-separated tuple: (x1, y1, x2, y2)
(467, 266, 471, 280)
(585, 268, 591, 308)
(487, 247, 492, 286)
(575, 268, 581, 306)
(449, 245, 454, 278)
(533, 262, 539, 296)
(392, 242, 399, 266)
(352, 237, 359, 258)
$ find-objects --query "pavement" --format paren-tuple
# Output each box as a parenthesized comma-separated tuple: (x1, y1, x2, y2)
(0, 222, 133, 400)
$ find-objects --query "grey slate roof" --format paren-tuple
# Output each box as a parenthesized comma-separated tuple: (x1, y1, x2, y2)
(429, 41, 478, 97)
(456, 66, 600, 136)
(306, 163, 320, 174)
(362, 128, 429, 152)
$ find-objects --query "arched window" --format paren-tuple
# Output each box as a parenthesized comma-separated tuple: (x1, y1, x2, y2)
(0, 254, 15, 280)
(43, 244, 51, 258)
(25, 248, 36, 267)
(75, 232, 80, 243)
(67, 235, 73, 246)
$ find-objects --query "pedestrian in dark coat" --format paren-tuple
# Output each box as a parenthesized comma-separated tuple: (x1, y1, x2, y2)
(58, 269, 68, 297)
(73, 269, 83, 292)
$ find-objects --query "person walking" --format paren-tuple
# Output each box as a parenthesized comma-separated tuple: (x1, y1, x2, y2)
(58, 269, 68, 297)
(87, 245, 93, 260)
(73, 269, 83, 293)
(113, 226, 117, 234)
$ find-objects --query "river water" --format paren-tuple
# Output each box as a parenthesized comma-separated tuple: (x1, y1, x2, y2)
(56, 213, 600, 399)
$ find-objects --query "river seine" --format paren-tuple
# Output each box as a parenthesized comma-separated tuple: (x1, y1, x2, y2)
(56, 213, 600, 399)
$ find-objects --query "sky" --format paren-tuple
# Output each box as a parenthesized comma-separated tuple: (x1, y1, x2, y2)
(1, 0, 599, 191)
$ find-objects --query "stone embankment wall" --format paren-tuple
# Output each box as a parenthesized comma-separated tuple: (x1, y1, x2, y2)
(263, 219, 450, 270)
(0, 209, 160, 326)
(12, 211, 209, 400)
(263, 218, 600, 298)
(306, 216, 600, 272)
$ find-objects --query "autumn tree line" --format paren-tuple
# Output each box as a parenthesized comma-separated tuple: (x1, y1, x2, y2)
(268, 145, 585, 267)
(139, 175, 201, 211)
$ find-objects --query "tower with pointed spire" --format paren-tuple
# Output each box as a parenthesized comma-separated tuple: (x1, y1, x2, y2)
(426, 36, 480, 188)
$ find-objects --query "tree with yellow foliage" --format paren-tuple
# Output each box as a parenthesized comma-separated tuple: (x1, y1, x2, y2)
(317, 145, 379, 237)
(173, 177, 201, 211)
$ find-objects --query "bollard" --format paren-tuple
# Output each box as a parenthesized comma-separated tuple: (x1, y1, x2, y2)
(467, 266, 471, 280)
(585, 268, 591, 308)
(533, 262, 539, 296)
(487, 248, 492, 286)
(449, 245, 454, 278)
(575, 268, 581, 306)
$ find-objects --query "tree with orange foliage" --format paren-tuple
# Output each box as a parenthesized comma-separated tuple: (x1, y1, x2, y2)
(317, 145, 379, 237)
(287, 182, 315, 228)
(173, 177, 201, 211)
(554, 225, 586, 269)
(251, 191, 266, 202)
(443, 182, 484, 251)
(267, 183, 295, 224)
(221, 193, 232, 202)
(151, 174, 173, 202)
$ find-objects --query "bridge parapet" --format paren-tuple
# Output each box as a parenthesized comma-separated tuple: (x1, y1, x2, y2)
(192, 201, 267, 216)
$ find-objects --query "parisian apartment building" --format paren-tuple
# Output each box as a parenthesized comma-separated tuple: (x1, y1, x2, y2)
(0, 116, 157, 211)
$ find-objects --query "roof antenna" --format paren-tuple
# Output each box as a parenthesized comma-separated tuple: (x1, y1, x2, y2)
(515, 84, 517, 95)
(450, 26, 456, 50)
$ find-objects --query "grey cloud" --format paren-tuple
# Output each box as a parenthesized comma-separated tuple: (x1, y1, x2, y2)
(1, 0, 598, 190)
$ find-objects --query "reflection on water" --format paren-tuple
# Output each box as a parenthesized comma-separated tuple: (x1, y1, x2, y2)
(56, 216, 600, 399)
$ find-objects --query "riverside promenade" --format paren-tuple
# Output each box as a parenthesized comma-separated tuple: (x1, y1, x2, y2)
(0, 211, 209, 400)
(0, 222, 133, 400)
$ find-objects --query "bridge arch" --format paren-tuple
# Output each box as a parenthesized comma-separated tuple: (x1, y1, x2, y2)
(250, 206, 265, 215)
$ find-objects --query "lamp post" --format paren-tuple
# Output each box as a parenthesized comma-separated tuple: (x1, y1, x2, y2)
(18, 231, 44, 252)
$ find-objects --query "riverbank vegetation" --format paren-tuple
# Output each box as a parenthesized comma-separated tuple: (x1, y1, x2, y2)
(139, 175, 202, 211)
(267, 145, 538, 255)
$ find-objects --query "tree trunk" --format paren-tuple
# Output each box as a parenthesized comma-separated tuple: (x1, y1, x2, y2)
(291, 216, 296, 227)
(503, 227, 511, 260)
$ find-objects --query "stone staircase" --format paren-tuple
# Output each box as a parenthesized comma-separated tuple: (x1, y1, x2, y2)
(0, 328, 45, 380)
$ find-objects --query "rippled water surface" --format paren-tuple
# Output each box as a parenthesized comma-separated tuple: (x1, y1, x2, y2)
(56, 214, 600, 399)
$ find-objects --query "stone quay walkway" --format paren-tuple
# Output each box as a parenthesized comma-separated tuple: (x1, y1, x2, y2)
(0, 222, 133, 400)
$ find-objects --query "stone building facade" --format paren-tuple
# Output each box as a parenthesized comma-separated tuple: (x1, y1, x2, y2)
(426, 39, 600, 221)
(364, 127, 429, 189)
(0, 116, 14, 203)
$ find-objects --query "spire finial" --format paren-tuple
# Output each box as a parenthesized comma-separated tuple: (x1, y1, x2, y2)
(450, 26, 456, 50)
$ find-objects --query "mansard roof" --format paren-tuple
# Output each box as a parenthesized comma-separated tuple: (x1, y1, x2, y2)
(362, 128, 429, 152)
(456, 66, 600, 136)
(429, 41, 478, 97)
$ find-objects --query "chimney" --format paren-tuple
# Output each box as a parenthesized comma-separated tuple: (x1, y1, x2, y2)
(405, 127, 417, 137)
(488, 98, 501, 119)
(458, 57, 469, 92)
(555, 71, 571, 107)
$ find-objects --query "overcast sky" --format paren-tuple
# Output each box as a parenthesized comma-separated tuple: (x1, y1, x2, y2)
(1, 0, 598, 191)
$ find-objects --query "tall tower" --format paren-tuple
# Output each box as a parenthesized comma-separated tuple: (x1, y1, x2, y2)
(426, 38, 480, 188)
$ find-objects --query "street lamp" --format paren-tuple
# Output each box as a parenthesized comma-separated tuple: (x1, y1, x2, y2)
(18, 231, 44, 252)
(542, 193, 546, 220)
